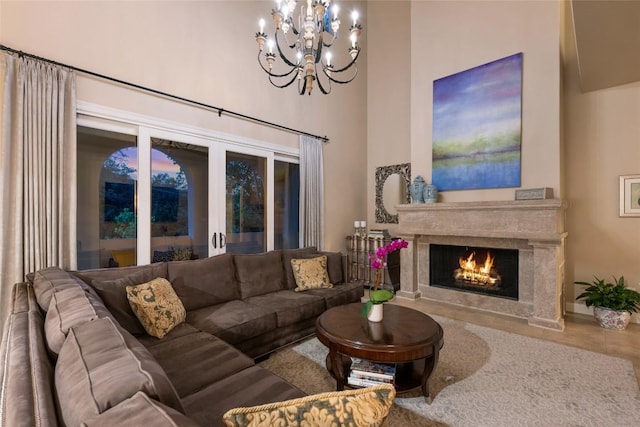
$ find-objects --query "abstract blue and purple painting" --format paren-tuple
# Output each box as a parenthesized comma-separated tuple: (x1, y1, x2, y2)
(432, 53, 522, 191)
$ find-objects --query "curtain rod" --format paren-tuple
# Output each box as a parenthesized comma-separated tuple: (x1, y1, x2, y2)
(0, 44, 330, 143)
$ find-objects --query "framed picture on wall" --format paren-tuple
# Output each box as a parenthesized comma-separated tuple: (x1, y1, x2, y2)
(619, 174, 640, 217)
(432, 53, 523, 191)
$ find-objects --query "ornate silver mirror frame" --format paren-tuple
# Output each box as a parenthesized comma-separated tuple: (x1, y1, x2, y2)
(375, 163, 411, 224)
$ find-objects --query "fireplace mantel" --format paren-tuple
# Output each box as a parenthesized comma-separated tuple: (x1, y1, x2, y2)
(397, 199, 568, 330)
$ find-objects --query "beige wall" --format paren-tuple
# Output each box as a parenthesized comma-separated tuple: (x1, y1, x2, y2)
(367, 0, 411, 235)
(561, 2, 640, 307)
(408, 0, 561, 202)
(0, 0, 368, 252)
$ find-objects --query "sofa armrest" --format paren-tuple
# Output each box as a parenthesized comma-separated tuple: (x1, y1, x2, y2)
(0, 308, 58, 427)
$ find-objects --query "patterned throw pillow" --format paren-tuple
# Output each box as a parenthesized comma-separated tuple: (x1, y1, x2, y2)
(223, 384, 396, 427)
(291, 256, 333, 292)
(125, 278, 186, 339)
(152, 250, 175, 263)
(172, 247, 193, 261)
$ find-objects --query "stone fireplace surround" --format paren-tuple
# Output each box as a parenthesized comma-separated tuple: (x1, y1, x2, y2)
(396, 199, 568, 330)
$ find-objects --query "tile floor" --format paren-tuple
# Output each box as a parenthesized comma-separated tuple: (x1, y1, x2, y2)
(390, 297, 640, 387)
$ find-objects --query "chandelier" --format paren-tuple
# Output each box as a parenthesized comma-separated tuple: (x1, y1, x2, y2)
(255, 0, 362, 95)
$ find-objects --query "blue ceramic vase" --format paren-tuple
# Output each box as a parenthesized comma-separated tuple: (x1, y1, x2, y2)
(410, 176, 425, 203)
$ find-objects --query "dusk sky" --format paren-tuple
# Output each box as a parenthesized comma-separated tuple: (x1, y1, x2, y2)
(118, 147, 180, 180)
(433, 53, 523, 144)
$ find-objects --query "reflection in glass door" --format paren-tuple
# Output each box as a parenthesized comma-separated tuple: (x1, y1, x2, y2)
(77, 127, 139, 269)
(150, 138, 209, 263)
(225, 152, 266, 254)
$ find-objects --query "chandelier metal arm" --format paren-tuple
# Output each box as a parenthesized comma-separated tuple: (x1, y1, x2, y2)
(328, 47, 360, 74)
(321, 32, 337, 49)
(275, 31, 300, 68)
(257, 51, 299, 79)
(270, 70, 300, 89)
(316, 67, 331, 95)
(324, 63, 359, 85)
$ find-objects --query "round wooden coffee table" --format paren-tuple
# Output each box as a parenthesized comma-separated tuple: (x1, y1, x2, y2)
(316, 302, 443, 403)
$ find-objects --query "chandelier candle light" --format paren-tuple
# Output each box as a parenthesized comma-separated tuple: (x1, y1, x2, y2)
(362, 239, 409, 322)
(255, 0, 362, 95)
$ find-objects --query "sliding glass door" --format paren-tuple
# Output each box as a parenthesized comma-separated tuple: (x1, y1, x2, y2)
(77, 113, 300, 268)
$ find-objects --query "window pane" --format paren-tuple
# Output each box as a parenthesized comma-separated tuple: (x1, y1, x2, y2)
(274, 161, 300, 249)
(77, 127, 137, 269)
(225, 152, 266, 254)
(150, 139, 208, 262)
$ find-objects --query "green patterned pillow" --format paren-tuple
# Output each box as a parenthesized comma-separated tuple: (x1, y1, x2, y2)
(126, 278, 186, 339)
(291, 256, 332, 292)
(223, 384, 395, 427)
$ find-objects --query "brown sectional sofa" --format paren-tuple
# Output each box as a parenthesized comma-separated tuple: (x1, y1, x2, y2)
(0, 247, 364, 426)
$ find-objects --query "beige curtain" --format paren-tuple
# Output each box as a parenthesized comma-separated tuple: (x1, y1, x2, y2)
(299, 135, 324, 250)
(0, 52, 77, 333)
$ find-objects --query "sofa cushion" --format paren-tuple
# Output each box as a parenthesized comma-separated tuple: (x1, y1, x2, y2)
(168, 253, 240, 311)
(81, 391, 200, 427)
(244, 290, 325, 328)
(55, 317, 183, 426)
(44, 286, 113, 356)
(187, 299, 277, 345)
(126, 278, 186, 339)
(304, 281, 365, 309)
(235, 250, 285, 299)
(181, 365, 305, 427)
(136, 322, 201, 349)
(223, 384, 396, 427)
(320, 251, 345, 284)
(85, 263, 167, 335)
(282, 247, 318, 290)
(75, 263, 168, 284)
(145, 331, 255, 398)
(33, 266, 93, 312)
(291, 256, 333, 292)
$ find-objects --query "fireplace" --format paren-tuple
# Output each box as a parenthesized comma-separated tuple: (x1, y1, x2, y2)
(429, 244, 518, 300)
(397, 200, 568, 330)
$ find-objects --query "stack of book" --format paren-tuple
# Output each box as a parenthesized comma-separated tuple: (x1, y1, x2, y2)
(367, 228, 390, 239)
(347, 358, 396, 387)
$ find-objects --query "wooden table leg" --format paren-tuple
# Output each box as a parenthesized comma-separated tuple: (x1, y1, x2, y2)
(327, 346, 347, 391)
(421, 340, 442, 403)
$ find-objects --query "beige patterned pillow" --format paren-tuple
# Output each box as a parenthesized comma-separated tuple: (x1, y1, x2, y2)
(126, 278, 186, 339)
(291, 256, 332, 292)
(223, 384, 395, 427)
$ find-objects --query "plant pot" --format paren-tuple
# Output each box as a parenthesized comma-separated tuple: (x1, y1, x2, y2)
(594, 306, 632, 330)
(367, 303, 384, 322)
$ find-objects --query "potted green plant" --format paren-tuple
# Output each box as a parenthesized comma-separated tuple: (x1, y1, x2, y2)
(362, 239, 408, 322)
(575, 275, 640, 330)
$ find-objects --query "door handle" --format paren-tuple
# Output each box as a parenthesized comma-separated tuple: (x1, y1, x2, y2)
(211, 233, 217, 249)
(220, 233, 226, 248)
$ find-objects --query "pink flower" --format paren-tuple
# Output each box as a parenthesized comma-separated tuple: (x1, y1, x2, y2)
(369, 239, 409, 270)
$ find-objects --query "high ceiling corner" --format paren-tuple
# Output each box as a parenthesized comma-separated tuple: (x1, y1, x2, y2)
(571, 0, 640, 92)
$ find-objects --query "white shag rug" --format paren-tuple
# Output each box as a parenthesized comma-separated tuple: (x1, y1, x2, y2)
(286, 315, 640, 427)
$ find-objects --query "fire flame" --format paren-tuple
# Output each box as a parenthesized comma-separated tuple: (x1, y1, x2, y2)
(454, 251, 501, 286)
